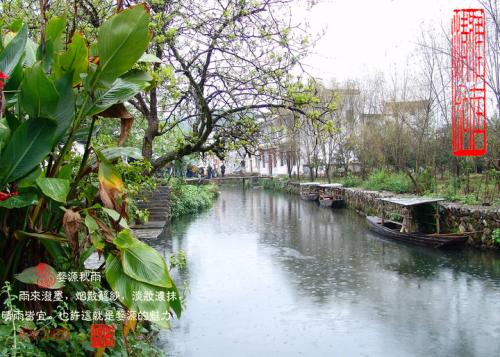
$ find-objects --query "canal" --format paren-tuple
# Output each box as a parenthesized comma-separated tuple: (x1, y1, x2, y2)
(151, 187, 500, 357)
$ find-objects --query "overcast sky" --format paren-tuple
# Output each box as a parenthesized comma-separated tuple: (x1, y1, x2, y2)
(293, 0, 480, 83)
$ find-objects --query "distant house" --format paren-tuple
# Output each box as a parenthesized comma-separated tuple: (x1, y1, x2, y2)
(242, 87, 366, 178)
(382, 100, 431, 124)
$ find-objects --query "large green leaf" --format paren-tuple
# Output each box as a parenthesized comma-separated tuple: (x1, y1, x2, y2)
(20, 64, 60, 118)
(17, 166, 42, 188)
(16, 231, 68, 243)
(14, 263, 64, 289)
(53, 72, 75, 141)
(38, 17, 66, 71)
(122, 243, 173, 289)
(54, 32, 88, 85)
(84, 215, 99, 234)
(3, 57, 24, 103)
(120, 69, 153, 87)
(36, 177, 70, 203)
(0, 118, 56, 185)
(45, 17, 66, 53)
(138, 53, 161, 63)
(85, 78, 143, 117)
(0, 24, 27, 78)
(100, 147, 142, 161)
(113, 230, 172, 288)
(0, 117, 10, 152)
(24, 38, 37, 67)
(105, 254, 171, 328)
(0, 189, 38, 208)
(96, 4, 150, 85)
(103, 207, 129, 228)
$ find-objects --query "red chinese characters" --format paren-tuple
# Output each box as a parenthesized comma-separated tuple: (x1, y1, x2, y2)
(90, 324, 115, 348)
(451, 9, 487, 156)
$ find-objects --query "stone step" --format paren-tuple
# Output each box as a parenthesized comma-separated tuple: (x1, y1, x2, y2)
(148, 215, 169, 220)
(145, 208, 169, 214)
(140, 194, 170, 200)
(137, 200, 169, 206)
(138, 201, 168, 206)
(155, 186, 170, 193)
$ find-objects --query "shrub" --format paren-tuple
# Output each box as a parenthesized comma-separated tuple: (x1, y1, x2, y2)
(417, 168, 436, 193)
(364, 169, 412, 193)
(341, 175, 362, 187)
(169, 179, 218, 219)
(492, 229, 500, 245)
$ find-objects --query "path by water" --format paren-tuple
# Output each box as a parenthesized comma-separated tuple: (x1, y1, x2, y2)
(150, 187, 500, 357)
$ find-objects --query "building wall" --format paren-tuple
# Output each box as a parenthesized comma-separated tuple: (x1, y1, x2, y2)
(245, 149, 302, 177)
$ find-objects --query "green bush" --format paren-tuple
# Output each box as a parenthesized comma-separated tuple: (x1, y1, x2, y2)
(261, 177, 298, 194)
(417, 168, 436, 193)
(169, 180, 218, 219)
(364, 169, 412, 193)
(341, 175, 362, 187)
(262, 177, 287, 191)
(492, 229, 500, 245)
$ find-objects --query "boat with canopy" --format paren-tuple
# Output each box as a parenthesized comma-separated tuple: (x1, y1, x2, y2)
(366, 197, 469, 248)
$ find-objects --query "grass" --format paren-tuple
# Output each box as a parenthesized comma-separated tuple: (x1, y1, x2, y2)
(362, 169, 412, 193)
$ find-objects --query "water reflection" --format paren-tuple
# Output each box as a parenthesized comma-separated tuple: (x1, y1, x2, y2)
(151, 188, 500, 357)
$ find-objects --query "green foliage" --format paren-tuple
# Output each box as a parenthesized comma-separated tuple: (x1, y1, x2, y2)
(169, 250, 187, 270)
(0, 280, 168, 356)
(169, 179, 218, 219)
(0, 24, 27, 78)
(363, 169, 413, 193)
(96, 4, 151, 86)
(0, 7, 181, 355)
(417, 167, 436, 193)
(492, 229, 500, 246)
(341, 175, 362, 187)
(35, 177, 70, 203)
(0, 118, 56, 185)
(113, 160, 156, 223)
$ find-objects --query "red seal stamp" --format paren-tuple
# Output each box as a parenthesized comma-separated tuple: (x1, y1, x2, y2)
(34, 263, 57, 289)
(451, 9, 487, 156)
(90, 324, 115, 348)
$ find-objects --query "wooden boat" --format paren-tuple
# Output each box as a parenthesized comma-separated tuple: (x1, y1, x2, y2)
(319, 196, 334, 207)
(318, 183, 344, 208)
(366, 216, 468, 248)
(299, 182, 320, 201)
(366, 197, 469, 248)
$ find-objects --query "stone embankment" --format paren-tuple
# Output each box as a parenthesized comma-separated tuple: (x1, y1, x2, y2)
(276, 181, 499, 249)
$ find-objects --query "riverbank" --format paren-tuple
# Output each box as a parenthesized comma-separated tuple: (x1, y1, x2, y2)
(254, 178, 500, 249)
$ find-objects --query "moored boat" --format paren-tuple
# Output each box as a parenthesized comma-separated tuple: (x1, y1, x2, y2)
(366, 216, 469, 248)
(318, 183, 344, 208)
(366, 197, 469, 248)
(299, 182, 320, 201)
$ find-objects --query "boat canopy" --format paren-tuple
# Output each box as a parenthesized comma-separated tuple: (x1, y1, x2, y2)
(379, 197, 445, 207)
(300, 182, 321, 186)
(319, 183, 343, 188)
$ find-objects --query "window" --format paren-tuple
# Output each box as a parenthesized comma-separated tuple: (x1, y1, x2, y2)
(280, 152, 285, 166)
(262, 153, 266, 168)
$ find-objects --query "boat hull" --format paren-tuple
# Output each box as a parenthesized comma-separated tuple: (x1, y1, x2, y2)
(300, 193, 319, 201)
(319, 198, 334, 207)
(319, 198, 344, 208)
(366, 216, 468, 248)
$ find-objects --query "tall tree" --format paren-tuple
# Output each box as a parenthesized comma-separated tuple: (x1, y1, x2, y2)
(127, 0, 317, 170)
